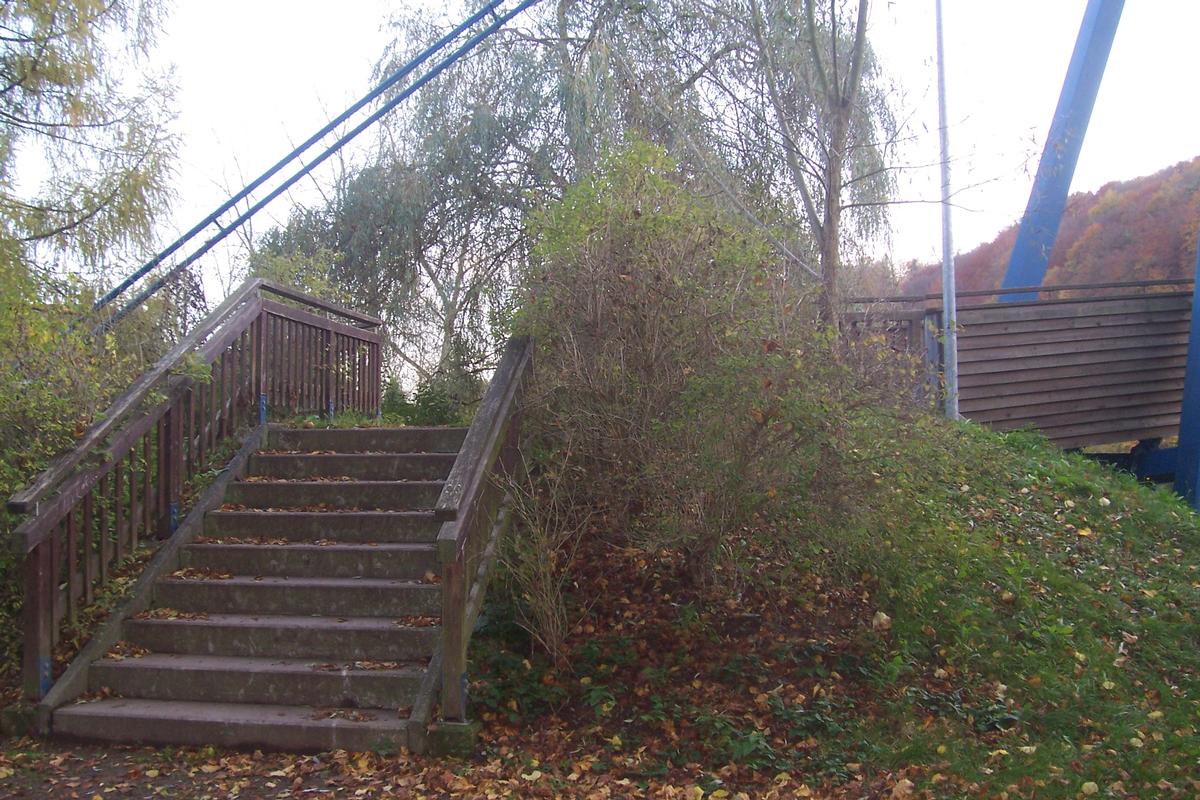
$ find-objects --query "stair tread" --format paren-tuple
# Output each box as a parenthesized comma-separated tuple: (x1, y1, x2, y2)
(233, 479, 447, 485)
(208, 509, 438, 517)
(252, 453, 458, 460)
(93, 653, 426, 674)
(158, 575, 438, 588)
(188, 541, 436, 552)
(56, 697, 409, 728)
(129, 613, 440, 630)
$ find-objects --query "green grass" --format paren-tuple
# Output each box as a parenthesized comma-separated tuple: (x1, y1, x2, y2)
(815, 414, 1200, 794)
(476, 411, 1200, 796)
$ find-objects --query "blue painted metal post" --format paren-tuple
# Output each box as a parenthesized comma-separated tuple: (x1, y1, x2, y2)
(999, 0, 1124, 302)
(1172, 232, 1200, 507)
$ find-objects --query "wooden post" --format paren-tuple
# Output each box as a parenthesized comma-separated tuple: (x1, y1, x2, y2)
(22, 542, 53, 701)
(441, 554, 467, 722)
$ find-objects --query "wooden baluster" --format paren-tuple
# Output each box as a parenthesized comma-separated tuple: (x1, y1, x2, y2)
(82, 492, 95, 605)
(217, 350, 228, 442)
(197, 373, 208, 471)
(186, 386, 196, 480)
(207, 350, 218, 454)
(156, 414, 167, 537)
(141, 433, 152, 548)
(323, 328, 334, 417)
(240, 328, 250, 423)
(50, 524, 62, 647)
(356, 345, 364, 412)
(98, 473, 111, 584)
(294, 321, 302, 412)
(293, 321, 301, 413)
(305, 324, 313, 412)
(253, 326, 260, 419)
(277, 319, 285, 413)
(273, 315, 282, 412)
(115, 458, 126, 561)
(340, 337, 348, 413)
(288, 319, 297, 413)
(65, 508, 78, 626)
(231, 335, 241, 433)
(373, 342, 382, 414)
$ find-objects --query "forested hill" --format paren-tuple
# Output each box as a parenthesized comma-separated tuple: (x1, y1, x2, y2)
(902, 155, 1200, 295)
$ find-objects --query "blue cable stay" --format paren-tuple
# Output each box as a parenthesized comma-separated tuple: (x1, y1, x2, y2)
(94, 0, 544, 333)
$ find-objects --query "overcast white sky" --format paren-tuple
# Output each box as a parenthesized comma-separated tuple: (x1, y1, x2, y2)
(153, 0, 1200, 290)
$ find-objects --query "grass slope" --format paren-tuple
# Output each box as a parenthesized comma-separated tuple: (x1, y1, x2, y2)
(470, 414, 1200, 798)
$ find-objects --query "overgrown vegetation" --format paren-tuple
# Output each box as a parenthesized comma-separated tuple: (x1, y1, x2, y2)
(0, 0, 186, 692)
(466, 412, 1200, 797)
(506, 140, 917, 655)
(454, 141, 1200, 796)
(1, 3, 1197, 800)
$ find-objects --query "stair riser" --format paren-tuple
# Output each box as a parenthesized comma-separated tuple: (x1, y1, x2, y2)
(125, 621, 437, 661)
(89, 662, 420, 709)
(153, 581, 440, 616)
(182, 545, 438, 579)
(268, 427, 466, 453)
(204, 512, 440, 543)
(226, 482, 443, 510)
(54, 707, 409, 752)
(248, 453, 457, 481)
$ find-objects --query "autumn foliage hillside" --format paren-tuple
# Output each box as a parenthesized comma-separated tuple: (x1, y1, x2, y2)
(903, 156, 1200, 295)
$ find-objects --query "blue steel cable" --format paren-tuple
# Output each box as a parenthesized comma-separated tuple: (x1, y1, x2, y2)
(97, 0, 547, 334)
(92, 0, 509, 314)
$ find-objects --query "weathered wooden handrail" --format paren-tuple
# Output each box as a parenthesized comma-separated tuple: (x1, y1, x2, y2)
(8, 279, 381, 516)
(848, 277, 1195, 306)
(10, 278, 383, 701)
(435, 336, 532, 723)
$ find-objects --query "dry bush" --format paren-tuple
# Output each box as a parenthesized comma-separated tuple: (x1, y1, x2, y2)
(507, 140, 920, 652)
(500, 445, 594, 667)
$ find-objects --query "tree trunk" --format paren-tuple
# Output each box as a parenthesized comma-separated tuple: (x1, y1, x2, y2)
(819, 111, 849, 333)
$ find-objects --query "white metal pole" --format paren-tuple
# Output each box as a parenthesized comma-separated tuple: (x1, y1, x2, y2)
(935, 0, 960, 419)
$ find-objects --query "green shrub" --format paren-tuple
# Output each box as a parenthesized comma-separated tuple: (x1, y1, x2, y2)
(508, 139, 918, 651)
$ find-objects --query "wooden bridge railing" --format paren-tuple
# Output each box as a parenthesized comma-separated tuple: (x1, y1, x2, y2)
(849, 278, 1194, 449)
(8, 278, 382, 701)
(434, 336, 531, 723)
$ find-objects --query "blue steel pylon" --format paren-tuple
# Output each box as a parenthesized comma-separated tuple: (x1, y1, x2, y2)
(998, 0, 1125, 301)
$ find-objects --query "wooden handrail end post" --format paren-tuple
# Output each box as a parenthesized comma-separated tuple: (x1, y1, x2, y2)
(22, 542, 53, 702)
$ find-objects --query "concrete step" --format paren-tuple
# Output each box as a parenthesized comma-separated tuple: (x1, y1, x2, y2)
(247, 452, 458, 481)
(225, 480, 444, 511)
(89, 654, 423, 708)
(183, 542, 438, 579)
(204, 510, 441, 543)
(54, 698, 410, 752)
(125, 613, 438, 661)
(267, 426, 467, 454)
(154, 576, 441, 617)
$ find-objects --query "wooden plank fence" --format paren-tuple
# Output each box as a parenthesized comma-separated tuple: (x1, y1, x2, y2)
(850, 280, 1193, 449)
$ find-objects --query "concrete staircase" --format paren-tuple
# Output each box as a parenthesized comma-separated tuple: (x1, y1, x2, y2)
(53, 425, 466, 752)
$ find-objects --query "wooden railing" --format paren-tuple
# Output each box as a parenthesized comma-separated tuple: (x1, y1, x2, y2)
(8, 278, 382, 701)
(849, 279, 1194, 449)
(434, 336, 531, 723)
